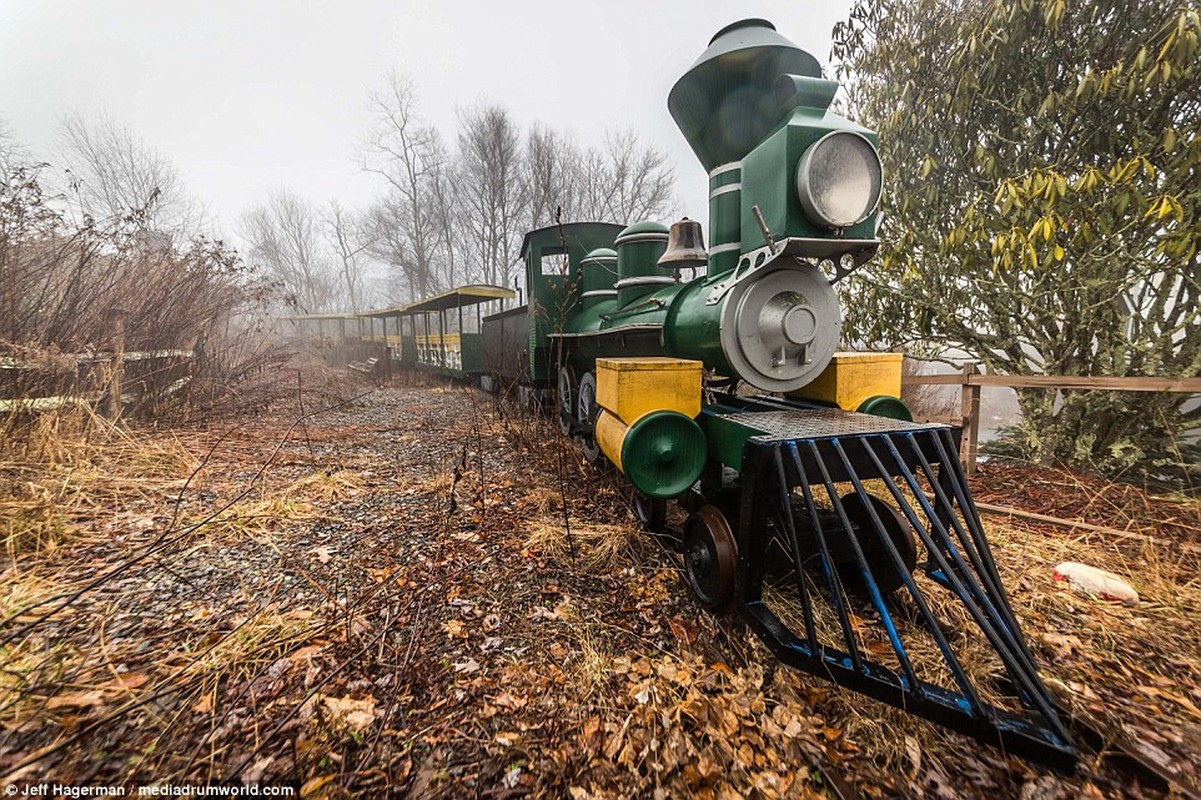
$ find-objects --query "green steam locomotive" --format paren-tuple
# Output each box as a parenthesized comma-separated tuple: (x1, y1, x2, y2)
(468, 19, 1077, 769)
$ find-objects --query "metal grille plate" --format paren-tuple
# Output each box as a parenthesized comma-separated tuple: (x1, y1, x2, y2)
(717, 408, 948, 441)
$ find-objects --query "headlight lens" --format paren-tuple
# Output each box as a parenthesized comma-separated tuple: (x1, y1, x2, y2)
(795, 131, 882, 229)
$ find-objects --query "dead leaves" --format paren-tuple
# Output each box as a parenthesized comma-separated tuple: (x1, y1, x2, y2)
(453, 658, 481, 675)
(43, 672, 151, 710)
(305, 693, 377, 735)
(581, 654, 833, 799)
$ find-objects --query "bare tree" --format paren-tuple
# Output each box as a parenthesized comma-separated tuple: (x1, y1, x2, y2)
(357, 75, 680, 296)
(365, 196, 419, 304)
(57, 113, 205, 238)
(360, 73, 447, 301)
(323, 200, 373, 313)
(524, 124, 581, 229)
(456, 104, 525, 287)
(427, 157, 463, 289)
(240, 190, 341, 314)
(585, 131, 676, 224)
(0, 115, 28, 175)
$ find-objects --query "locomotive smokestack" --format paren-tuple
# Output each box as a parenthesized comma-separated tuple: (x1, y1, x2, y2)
(669, 19, 821, 273)
(667, 19, 820, 172)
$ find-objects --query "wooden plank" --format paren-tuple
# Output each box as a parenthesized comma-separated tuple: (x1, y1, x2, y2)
(903, 373, 1201, 392)
(913, 414, 960, 425)
(903, 373, 969, 386)
(1, 349, 194, 370)
(970, 499, 1201, 555)
(107, 311, 125, 420)
(960, 363, 981, 474)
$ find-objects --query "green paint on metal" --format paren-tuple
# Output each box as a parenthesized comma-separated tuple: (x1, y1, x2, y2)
(521, 222, 624, 382)
(696, 409, 766, 472)
(580, 248, 618, 295)
(400, 338, 417, 366)
(857, 395, 914, 421)
(615, 221, 670, 305)
(710, 169, 742, 189)
(740, 109, 880, 252)
(661, 278, 730, 376)
(668, 19, 821, 172)
(460, 333, 484, 374)
(615, 220, 671, 240)
(621, 410, 706, 498)
(708, 183, 742, 274)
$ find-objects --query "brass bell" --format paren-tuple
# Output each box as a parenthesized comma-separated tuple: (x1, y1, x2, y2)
(658, 217, 708, 271)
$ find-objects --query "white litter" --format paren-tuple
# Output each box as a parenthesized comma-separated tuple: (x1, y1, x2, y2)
(1053, 562, 1140, 605)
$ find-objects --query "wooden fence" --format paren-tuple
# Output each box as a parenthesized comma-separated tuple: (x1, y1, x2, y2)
(903, 365, 1201, 473)
(0, 349, 196, 417)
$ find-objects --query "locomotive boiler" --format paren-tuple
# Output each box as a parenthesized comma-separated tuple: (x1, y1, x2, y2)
(472, 19, 1079, 769)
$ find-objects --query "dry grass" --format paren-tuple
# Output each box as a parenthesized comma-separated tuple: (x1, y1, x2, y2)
(525, 517, 643, 566)
(182, 606, 322, 681)
(1, 408, 200, 559)
(4, 377, 1196, 792)
(985, 515, 1201, 732)
(752, 492, 1201, 775)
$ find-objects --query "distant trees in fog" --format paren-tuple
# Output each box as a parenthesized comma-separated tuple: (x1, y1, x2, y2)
(242, 71, 679, 312)
(0, 146, 273, 399)
(58, 113, 208, 243)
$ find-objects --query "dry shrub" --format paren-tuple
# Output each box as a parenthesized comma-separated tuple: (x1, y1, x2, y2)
(1, 164, 289, 429)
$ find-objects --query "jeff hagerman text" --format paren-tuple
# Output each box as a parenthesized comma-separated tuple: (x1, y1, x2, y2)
(5, 786, 295, 797)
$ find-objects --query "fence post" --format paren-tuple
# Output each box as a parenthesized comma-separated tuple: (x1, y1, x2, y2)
(106, 309, 127, 420)
(960, 362, 981, 474)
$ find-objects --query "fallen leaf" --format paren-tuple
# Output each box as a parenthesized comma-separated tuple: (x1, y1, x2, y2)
(317, 694, 376, 734)
(454, 658, 480, 674)
(290, 644, 326, 661)
(904, 735, 921, 777)
(300, 775, 337, 797)
(241, 756, 273, 785)
(46, 691, 106, 710)
(102, 672, 149, 691)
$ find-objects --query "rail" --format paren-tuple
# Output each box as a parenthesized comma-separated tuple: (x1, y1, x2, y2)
(902, 365, 1201, 473)
(0, 349, 195, 416)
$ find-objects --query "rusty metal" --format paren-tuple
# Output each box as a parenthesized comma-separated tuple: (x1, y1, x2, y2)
(658, 217, 708, 271)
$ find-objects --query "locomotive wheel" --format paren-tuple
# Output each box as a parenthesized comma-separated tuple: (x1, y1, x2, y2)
(838, 493, 918, 595)
(633, 492, 667, 533)
(683, 505, 737, 612)
(557, 366, 576, 436)
(576, 371, 601, 463)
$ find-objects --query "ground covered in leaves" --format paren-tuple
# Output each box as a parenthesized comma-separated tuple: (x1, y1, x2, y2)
(1, 368, 1198, 798)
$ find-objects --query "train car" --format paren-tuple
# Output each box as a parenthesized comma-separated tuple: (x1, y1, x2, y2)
(385, 285, 515, 380)
(481, 19, 1077, 768)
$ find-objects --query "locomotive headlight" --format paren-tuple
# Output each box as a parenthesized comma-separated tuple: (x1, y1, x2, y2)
(795, 131, 882, 229)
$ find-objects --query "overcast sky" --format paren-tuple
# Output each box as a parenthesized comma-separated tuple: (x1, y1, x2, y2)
(0, 1, 854, 242)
